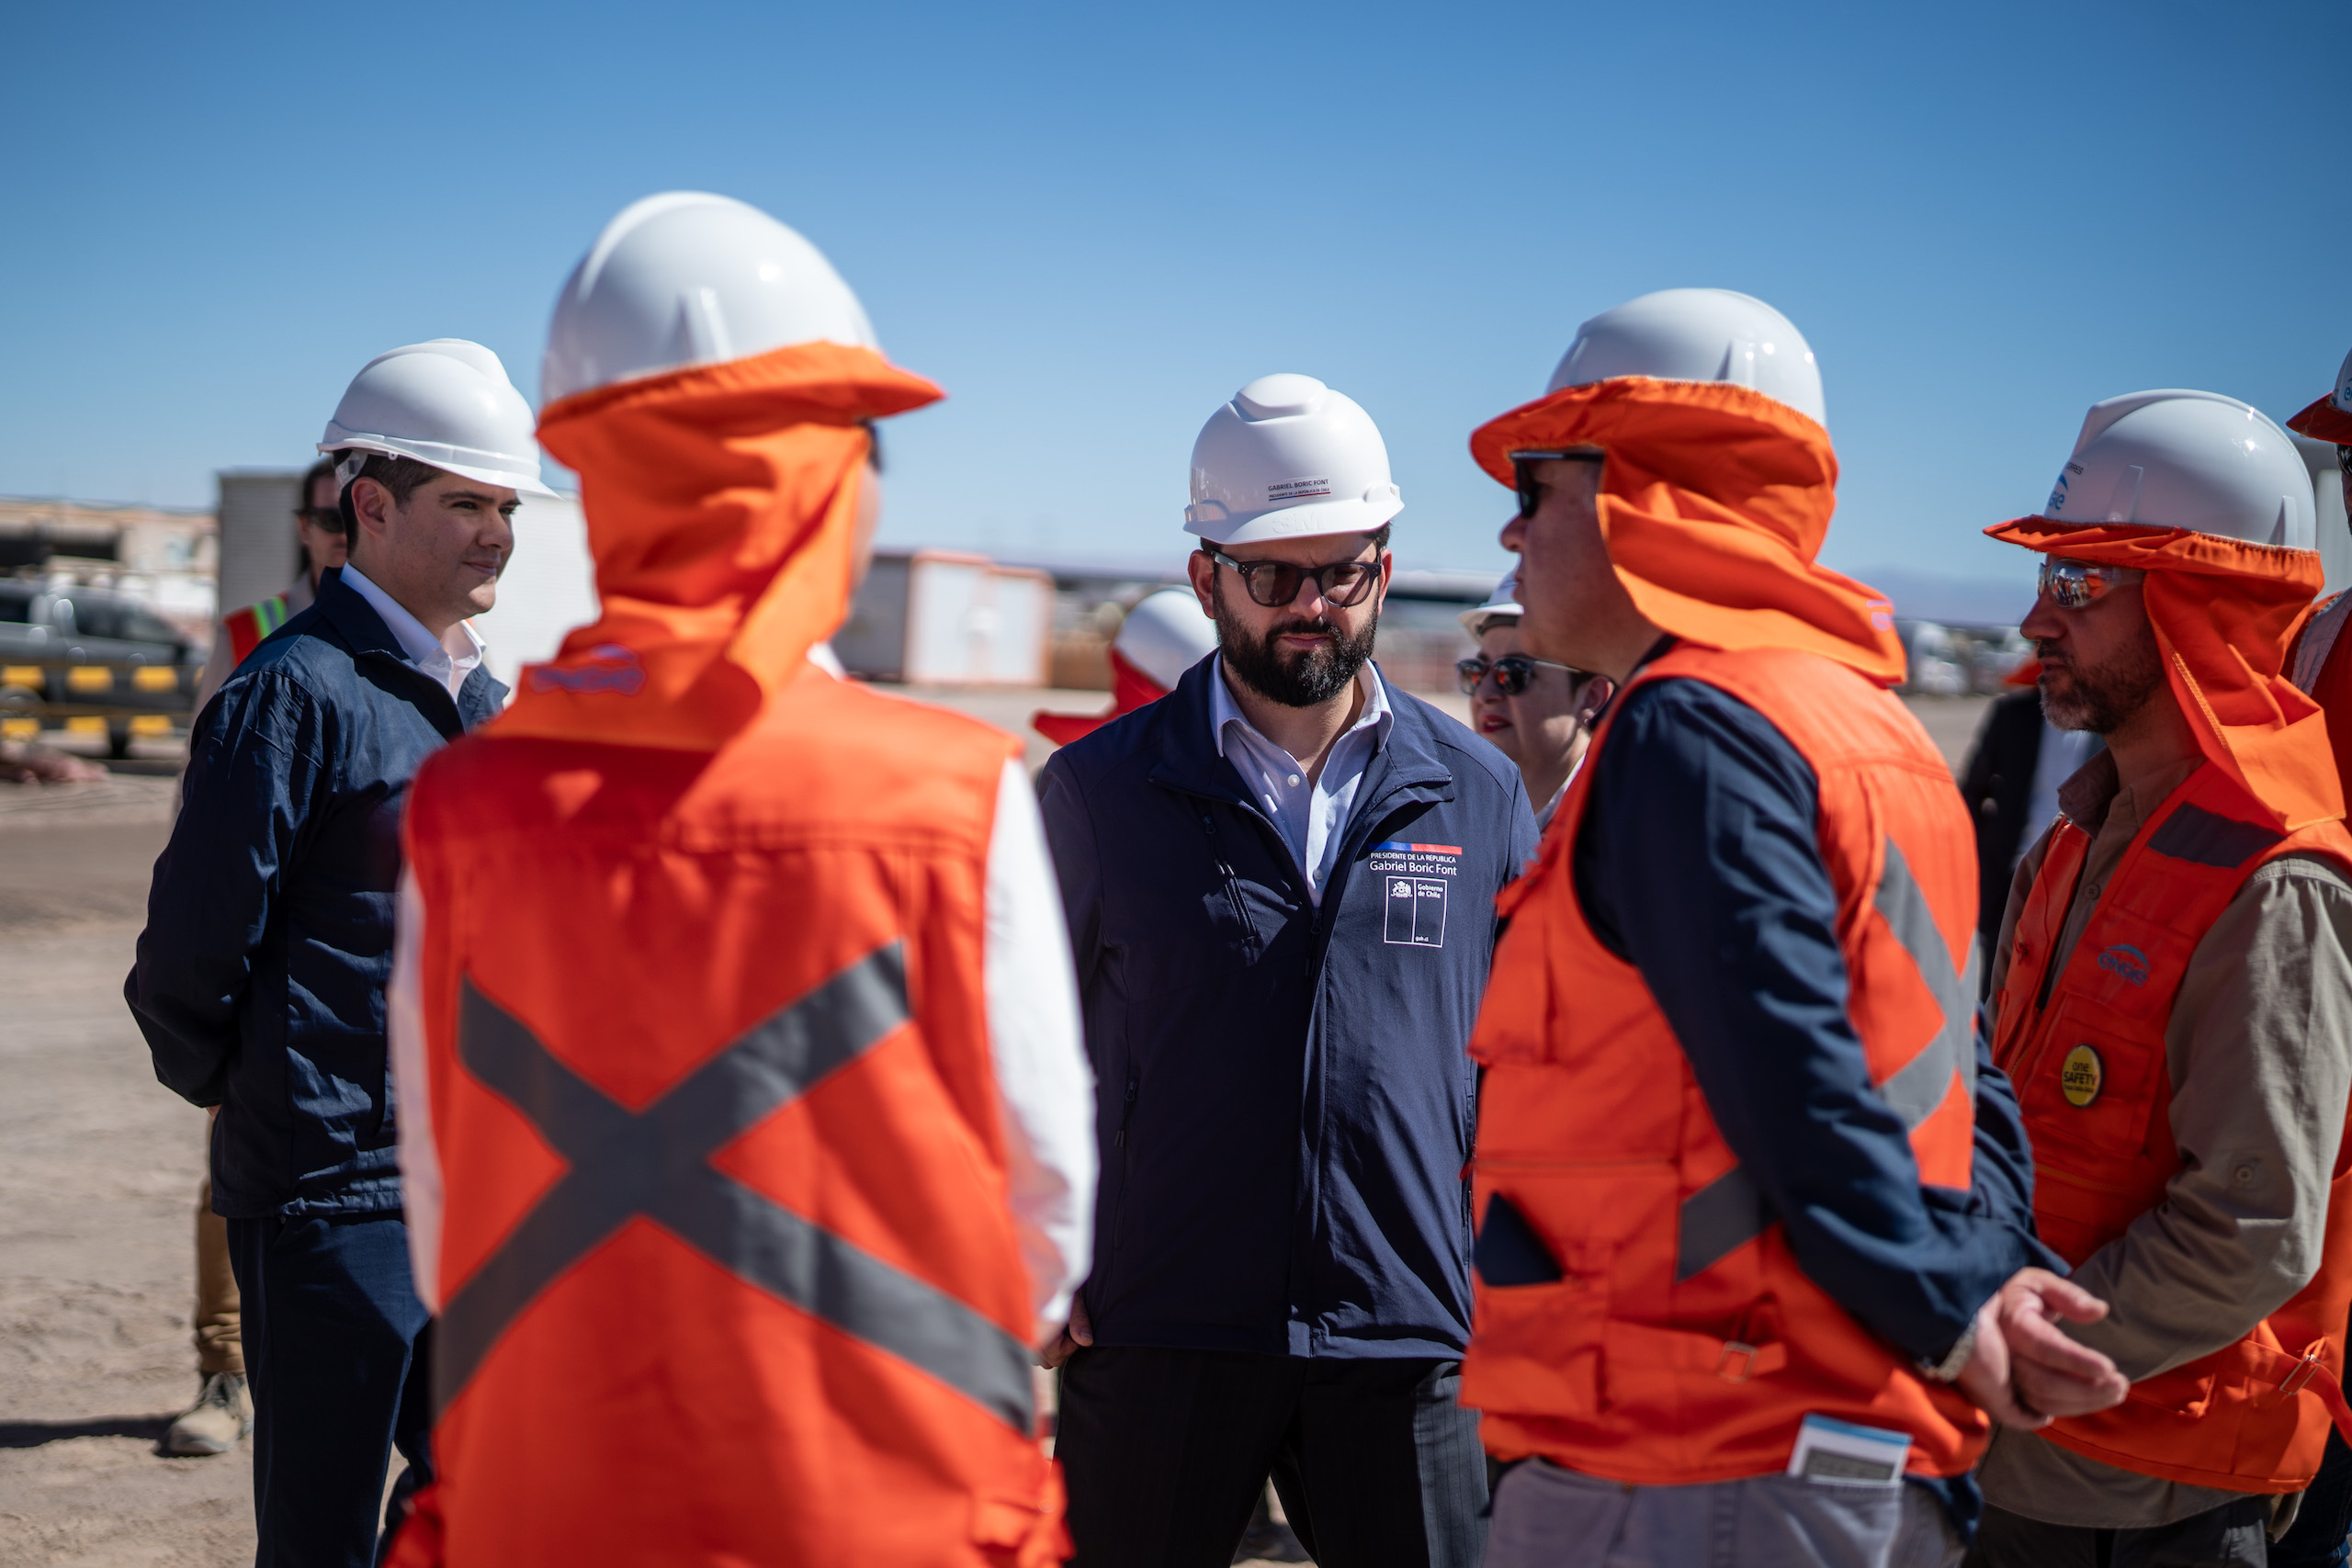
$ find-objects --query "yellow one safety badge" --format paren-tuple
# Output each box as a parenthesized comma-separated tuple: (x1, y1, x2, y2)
(2062, 1044, 2104, 1108)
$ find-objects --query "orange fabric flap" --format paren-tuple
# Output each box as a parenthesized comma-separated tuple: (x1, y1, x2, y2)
(494, 340, 943, 750)
(1031, 648, 1170, 745)
(2290, 393, 2352, 446)
(1469, 378, 1904, 683)
(1985, 516, 2338, 829)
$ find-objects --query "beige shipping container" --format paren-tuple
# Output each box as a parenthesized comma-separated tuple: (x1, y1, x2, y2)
(835, 549, 1052, 685)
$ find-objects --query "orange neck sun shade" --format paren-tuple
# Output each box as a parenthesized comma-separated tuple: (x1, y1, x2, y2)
(1468, 376, 1905, 683)
(1032, 649, 1171, 747)
(493, 340, 944, 751)
(1985, 516, 2339, 831)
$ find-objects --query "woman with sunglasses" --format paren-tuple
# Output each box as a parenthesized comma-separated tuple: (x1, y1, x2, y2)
(1455, 568, 1613, 831)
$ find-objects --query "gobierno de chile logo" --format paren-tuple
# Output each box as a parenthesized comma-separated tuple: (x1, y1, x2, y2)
(2096, 942, 2151, 987)
(527, 644, 646, 696)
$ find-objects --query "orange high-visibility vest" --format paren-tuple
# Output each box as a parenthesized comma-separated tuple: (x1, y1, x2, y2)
(220, 593, 291, 668)
(401, 667, 1066, 1566)
(1464, 642, 1989, 1483)
(1992, 761, 2352, 1491)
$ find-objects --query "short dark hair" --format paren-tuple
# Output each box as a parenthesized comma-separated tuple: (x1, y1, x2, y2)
(1368, 523, 1392, 553)
(335, 451, 448, 533)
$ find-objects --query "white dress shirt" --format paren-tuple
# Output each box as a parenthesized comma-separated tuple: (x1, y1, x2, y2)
(387, 660, 1096, 1338)
(1209, 656, 1393, 903)
(339, 564, 485, 700)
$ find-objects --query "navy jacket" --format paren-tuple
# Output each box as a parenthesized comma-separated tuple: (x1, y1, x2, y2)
(126, 569, 506, 1218)
(1040, 657, 1539, 1359)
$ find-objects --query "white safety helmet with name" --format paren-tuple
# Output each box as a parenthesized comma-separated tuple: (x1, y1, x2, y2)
(1542, 288, 1826, 432)
(542, 192, 876, 406)
(1459, 567, 1523, 637)
(1184, 374, 1403, 546)
(319, 339, 558, 498)
(2041, 389, 2312, 548)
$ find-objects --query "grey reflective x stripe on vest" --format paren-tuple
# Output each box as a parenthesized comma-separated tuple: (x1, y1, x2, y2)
(1676, 839, 1980, 1281)
(435, 942, 1034, 1432)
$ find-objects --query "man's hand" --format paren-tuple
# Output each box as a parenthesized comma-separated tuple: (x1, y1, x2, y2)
(1996, 1267, 2130, 1420)
(1036, 1292, 1092, 1370)
(1952, 1295, 2038, 1429)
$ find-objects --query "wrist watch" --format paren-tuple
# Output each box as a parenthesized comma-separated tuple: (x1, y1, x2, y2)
(1919, 1321, 1977, 1383)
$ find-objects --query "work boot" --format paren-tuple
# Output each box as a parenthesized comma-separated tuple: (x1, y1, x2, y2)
(162, 1371, 251, 1456)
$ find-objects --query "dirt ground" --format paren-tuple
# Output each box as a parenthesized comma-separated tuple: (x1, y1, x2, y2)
(0, 691, 1994, 1566)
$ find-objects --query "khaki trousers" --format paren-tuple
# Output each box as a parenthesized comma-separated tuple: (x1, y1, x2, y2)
(194, 1109, 242, 1376)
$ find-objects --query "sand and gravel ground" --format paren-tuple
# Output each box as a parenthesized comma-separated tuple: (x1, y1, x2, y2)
(0, 694, 1995, 1565)
(0, 774, 254, 1567)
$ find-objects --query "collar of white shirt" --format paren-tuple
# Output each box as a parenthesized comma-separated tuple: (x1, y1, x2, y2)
(1208, 654, 1392, 763)
(338, 564, 487, 701)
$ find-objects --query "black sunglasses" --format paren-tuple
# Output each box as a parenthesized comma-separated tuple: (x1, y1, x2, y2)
(1203, 547, 1384, 609)
(297, 506, 347, 534)
(1456, 653, 1591, 697)
(1510, 451, 1602, 521)
(2338, 444, 2350, 478)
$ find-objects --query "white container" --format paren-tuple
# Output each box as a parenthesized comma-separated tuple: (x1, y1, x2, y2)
(835, 549, 1052, 685)
(213, 469, 305, 622)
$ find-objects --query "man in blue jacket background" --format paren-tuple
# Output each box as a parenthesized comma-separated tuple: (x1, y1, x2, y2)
(125, 339, 555, 1568)
(1040, 373, 1538, 1568)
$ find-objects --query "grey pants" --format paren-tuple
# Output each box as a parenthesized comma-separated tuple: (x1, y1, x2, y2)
(1483, 1459, 1964, 1568)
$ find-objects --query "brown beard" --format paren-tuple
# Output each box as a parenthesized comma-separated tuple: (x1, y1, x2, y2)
(1211, 574, 1380, 707)
(2038, 619, 2165, 736)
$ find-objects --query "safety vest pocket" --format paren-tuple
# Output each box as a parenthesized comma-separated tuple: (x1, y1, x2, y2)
(2015, 1009, 2165, 1168)
(1463, 1276, 1608, 1416)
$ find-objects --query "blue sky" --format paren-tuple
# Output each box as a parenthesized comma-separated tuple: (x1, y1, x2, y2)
(4, 1, 2345, 612)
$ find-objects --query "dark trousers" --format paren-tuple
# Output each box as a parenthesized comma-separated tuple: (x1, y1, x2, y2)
(1056, 1347, 1487, 1568)
(2274, 1423, 2352, 1568)
(1972, 1496, 2272, 1567)
(227, 1213, 433, 1568)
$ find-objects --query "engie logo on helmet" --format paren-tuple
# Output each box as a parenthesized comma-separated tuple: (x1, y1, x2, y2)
(2096, 942, 2150, 987)
(527, 643, 646, 696)
(1266, 477, 1332, 502)
(2048, 462, 2084, 515)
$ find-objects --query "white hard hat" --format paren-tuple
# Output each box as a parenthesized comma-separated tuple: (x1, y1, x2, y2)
(1183, 374, 1404, 546)
(2041, 389, 2313, 548)
(319, 339, 557, 498)
(543, 192, 876, 406)
(1543, 288, 1826, 431)
(1114, 589, 1219, 688)
(1459, 567, 1523, 636)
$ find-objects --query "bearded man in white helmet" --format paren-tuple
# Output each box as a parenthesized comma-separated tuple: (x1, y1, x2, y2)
(127, 338, 554, 1568)
(1037, 375, 1538, 1568)
(1970, 391, 2352, 1567)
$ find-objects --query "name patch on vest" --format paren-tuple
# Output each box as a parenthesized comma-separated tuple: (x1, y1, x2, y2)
(2062, 1044, 2104, 1108)
(1371, 843, 1455, 950)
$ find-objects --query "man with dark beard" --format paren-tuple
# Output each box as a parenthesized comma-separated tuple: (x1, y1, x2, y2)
(1037, 374, 1537, 1568)
(1974, 390, 2352, 1567)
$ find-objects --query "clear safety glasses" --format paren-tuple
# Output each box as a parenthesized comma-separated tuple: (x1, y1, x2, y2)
(2038, 557, 2130, 611)
(1455, 653, 1592, 697)
(1203, 547, 1384, 609)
